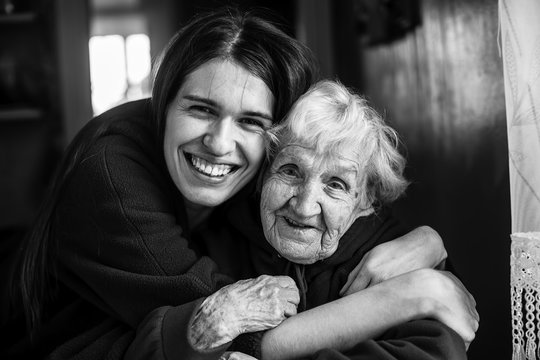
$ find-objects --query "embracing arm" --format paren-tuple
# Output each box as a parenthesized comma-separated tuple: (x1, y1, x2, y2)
(310, 319, 467, 360)
(341, 226, 447, 296)
(260, 269, 478, 360)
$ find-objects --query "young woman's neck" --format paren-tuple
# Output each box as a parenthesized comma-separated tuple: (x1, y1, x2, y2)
(184, 200, 214, 230)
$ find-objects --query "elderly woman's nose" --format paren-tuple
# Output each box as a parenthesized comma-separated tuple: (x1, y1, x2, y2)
(289, 183, 321, 217)
(202, 118, 236, 156)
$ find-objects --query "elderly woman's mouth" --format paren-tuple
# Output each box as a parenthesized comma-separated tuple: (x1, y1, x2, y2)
(284, 216, 316, 229)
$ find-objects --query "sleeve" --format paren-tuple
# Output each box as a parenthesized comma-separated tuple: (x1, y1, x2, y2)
(50, 131, 243, 359)
(310, 320, 467, 360)
(125, 301, 231, 360)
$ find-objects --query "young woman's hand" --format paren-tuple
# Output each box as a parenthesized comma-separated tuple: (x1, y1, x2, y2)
(376, 268, 479, 349)
(189, 275, 299, 350)
(419, 269, 479, 349)
(340, 226, 447, 296)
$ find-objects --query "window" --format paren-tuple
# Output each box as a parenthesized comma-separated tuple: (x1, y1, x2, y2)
(89, 33, 151, 115)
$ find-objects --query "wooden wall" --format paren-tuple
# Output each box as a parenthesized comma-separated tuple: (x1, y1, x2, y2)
(334, 0, 510, 358)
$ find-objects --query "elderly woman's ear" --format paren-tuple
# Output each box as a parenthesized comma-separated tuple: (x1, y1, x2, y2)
(353, 179, 375, 218)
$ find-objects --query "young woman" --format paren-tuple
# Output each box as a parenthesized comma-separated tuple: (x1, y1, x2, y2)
(5, 8, 465, 360)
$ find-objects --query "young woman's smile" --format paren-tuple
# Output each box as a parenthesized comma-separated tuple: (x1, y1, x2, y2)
(163, 59, 274, 207)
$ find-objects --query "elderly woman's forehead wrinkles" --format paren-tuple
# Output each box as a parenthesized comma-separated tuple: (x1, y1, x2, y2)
(316, 146, 361, 167)
(277, 144, 313, 157)
(316, 158, 360, 184)
(274, 149, 311, 169)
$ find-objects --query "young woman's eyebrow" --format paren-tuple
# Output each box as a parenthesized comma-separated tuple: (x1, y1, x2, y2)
(183, 95, 217, 106)
(184, 95, 273, 122)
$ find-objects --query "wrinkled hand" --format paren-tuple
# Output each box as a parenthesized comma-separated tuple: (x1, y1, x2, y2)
(340, 226, 447, 296)
(220, 351, 258, 360)
(189, 275, 299, 350)
(381, 269, 479, 349)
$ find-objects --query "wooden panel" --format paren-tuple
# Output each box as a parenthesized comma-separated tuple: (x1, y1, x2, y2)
(352, 0, 510, 358)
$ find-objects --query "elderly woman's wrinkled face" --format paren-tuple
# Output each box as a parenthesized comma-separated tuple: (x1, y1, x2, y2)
(260, 143, 373, 264)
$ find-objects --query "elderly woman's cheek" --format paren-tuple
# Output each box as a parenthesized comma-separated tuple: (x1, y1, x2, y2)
(261, 178, 293, 209)
(261, 180, 281, 211)
(320, 203, 359, 257)
(260, 179, 290, 236)
(318, 233, 340, 260)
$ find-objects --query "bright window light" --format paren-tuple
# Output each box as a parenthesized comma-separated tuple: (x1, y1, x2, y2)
(89, 33, 151, 116)
(126, 34, 151, 84)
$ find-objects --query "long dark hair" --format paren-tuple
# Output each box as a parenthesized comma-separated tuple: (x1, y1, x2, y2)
(11, 117, 111, 334)
(151, 7, 318, 146)
(12, 6, 317, 334)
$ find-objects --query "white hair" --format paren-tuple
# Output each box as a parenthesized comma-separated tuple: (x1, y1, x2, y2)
(268, 79, 409, 206)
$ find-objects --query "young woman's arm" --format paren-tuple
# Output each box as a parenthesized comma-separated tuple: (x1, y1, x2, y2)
(341, 226, 447, 296)
(261, 269, 478, 360)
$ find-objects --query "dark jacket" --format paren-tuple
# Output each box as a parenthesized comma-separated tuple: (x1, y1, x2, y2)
(4, 100, 248, 360)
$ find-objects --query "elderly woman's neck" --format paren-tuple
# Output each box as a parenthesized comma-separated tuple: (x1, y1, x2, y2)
(184, 200, 214, 229)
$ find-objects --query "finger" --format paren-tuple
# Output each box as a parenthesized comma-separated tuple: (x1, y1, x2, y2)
(472, 308, 480, 325)
(341, 271, 371, 296)
(280, 287, 300, 305)
(220, 352, 232, 360)
(275, 275, 297, 289)
(473, 318, 480, 332)
(468, 293, 477, 307)
(340, 257, 367, 296)
(284, 301, 298, 317)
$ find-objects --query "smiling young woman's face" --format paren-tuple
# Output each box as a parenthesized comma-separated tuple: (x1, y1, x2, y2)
(260, 144, 374, 264)
(163, 59, 274, 208)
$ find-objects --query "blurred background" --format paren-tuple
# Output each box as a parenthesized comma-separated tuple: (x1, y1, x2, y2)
(0, 0, 509, 358)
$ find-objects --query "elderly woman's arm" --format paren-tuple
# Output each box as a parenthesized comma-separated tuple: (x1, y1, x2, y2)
(260, 269, 478, 360)
(340, 226, 447, 296)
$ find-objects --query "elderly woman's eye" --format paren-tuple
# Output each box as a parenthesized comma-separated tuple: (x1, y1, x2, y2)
(279, 164, 299, 177)
(328, 178, 348, 191)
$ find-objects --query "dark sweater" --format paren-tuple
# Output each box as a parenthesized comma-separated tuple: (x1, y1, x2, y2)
(4, 100, 248, 360)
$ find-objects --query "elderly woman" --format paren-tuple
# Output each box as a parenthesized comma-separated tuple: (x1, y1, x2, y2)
(189, 80, 478, 360)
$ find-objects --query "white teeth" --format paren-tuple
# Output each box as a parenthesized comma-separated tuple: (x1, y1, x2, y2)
(189, 155, 233, 177)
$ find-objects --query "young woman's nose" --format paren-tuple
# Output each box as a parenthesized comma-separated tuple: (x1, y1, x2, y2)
(202, 118, 236, 156)
(289, 182, 321, 218)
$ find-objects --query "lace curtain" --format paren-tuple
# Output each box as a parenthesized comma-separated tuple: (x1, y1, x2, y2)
(500, 0, 540, 359)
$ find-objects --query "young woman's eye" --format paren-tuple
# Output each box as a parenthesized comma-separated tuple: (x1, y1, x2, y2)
(190, 105, 215, 117)
(279, 164, 300, 178)
(327, 178, 348, 192)
(239, 117, 265, 130)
